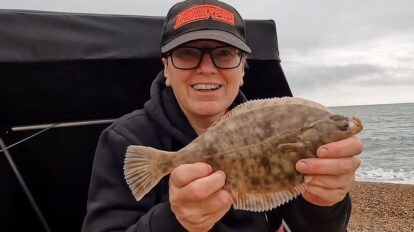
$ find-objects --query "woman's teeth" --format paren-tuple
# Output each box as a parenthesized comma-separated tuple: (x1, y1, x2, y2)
(192, 84, 221, 91)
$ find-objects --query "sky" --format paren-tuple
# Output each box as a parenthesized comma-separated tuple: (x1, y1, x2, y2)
(1, 0, 414, 106)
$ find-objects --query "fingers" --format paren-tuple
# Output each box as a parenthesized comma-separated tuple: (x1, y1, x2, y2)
(184, 170, 227, 202)
(302, 186, 348, 206)
(305, 173, 355, 190)
(169, 163, 231, 232)
(296, 156, 361, 175)
(301, 170, 356, 206)
(303, 169, 355, 206)
(171, 190, 231, 227)
(170, 162, 212, 187)
(201, 189, 232, 215)
(169, 162, 229, 212)
(317, 136, 363, 158)
(298, 136, 362, 206)
(202, 195, 232, 223)
(180, 199, 231, 232)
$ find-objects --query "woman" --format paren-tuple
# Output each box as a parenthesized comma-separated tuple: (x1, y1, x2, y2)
(82, 0, 362, 231)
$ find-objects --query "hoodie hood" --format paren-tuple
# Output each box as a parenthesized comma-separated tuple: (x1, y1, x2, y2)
(144, 71, 247, 146)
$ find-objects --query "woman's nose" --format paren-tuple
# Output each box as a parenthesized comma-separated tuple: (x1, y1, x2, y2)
(196, 53, 217, 73)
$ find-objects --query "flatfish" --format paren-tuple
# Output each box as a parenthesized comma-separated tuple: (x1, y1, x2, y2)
(124, 97, 363, 212)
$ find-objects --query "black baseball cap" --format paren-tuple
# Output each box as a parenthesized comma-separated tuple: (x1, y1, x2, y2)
(161, 0, 251, 54)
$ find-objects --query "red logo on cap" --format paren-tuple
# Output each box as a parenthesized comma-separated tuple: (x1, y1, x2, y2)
(174, 4, 235, 29)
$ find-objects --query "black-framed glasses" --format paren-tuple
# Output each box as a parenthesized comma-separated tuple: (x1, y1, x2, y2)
(167, 46, 244, 70)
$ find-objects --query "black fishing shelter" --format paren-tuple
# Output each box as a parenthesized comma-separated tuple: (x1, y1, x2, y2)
(0, 9, 292, 231)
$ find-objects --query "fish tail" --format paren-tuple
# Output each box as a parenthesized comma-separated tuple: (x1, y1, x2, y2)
(124, 145, 176, 201)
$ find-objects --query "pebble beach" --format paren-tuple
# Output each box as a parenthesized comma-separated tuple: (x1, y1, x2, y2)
(347, 181, 414, 232)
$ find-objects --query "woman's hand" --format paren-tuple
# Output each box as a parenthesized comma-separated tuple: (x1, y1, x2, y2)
(169, 162, 232, 232)
(296, 136, 363, 206)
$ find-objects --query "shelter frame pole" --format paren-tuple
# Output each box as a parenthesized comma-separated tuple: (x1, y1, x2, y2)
(0, 118, 115, 230)
(0, 137, 52, 232)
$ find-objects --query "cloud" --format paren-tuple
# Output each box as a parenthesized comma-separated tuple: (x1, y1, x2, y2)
(1, 0, 413, 106)
(280, 25, 414, 104)
(354, 71, 414, 87)
(252, 1, 414, 52)
(285, 63, 384, 90)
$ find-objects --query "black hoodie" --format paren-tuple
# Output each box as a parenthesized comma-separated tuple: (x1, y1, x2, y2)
(81, 71, 351, 232)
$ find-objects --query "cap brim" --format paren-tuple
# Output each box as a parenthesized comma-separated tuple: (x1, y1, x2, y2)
(161, 30, 251, 54)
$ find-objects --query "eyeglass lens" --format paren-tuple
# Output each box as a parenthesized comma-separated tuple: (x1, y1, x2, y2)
(171, 46, 242, 69)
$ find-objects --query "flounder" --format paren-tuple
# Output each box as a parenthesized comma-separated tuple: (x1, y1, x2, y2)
(124, 97, 363, 212)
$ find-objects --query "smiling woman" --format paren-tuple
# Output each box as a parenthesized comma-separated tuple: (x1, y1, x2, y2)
(162, 40, 247, 134)
(80, 1, 363, 232)
(0, 6, 292, 232)
(0, 0, 367, 231)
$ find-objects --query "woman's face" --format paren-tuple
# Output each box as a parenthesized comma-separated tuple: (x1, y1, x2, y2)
(162, 40, 245, 123)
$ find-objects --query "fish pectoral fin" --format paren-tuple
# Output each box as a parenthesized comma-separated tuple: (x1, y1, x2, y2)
(277, 142, 315, 159)
(230, 183, 307, 212)
(277, 142, 306, 153)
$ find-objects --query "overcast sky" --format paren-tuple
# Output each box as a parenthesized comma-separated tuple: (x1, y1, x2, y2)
(2, 0, 413, 106)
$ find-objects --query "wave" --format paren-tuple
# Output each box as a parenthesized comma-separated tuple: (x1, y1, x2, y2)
(356, 166, 414, 185)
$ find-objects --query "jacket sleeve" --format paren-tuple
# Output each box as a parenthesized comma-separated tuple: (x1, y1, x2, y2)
(273, 194, 351, 232)
(81, 128, 187, 232)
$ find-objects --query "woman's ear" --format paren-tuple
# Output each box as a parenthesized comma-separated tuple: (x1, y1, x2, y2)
(162, 58, 171, 86)
(162, 57, 168, 76)
(239, 58, 246, 86)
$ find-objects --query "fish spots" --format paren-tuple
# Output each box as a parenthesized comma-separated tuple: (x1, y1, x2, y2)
(241, 193, 246, 200)
(231, 158, 237, 164)
(244, 169, 250, 176)
(270, 160, 279, 170)
(251, 177, 260, 186)
(287, 174, 296, 182)
(204, 157, 216, 166)
(249, 164, 256, 172)
(206, 144, 218, 155)
(265, 194, 272, 202)
(263, 121, 274, 137)
(264, 177, 271, 185)
(217, 155, 225, 162)
(270, 164, 284, 176)
(160, 160, 173, 173)
(163, 160, 173, 167)
(240, 157, 246, 165)
(260, 157, 271, 174)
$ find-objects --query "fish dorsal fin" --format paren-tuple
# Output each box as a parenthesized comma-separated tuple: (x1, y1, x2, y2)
(230, 183, 307, 212)
(211, 97, 331, 127)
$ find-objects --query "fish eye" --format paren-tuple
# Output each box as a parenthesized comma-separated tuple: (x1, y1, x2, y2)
(329, 115, 349, 130)
(337, 121, 349, 131)
(330, 114, 346, 121)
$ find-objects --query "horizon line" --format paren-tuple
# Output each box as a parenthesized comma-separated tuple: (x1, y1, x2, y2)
(328, 101, 414, 108)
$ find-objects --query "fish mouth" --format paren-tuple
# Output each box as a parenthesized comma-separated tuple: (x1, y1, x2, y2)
(348, 116, 363, 133)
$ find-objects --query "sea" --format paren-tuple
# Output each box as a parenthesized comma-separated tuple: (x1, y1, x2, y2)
(329, 102, 414, 185)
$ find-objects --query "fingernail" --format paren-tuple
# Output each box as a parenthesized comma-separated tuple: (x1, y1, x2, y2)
(317, 147, 328, 157)
(201, 163, 212, 173)
(217, 170, 226, 178)
(304, 175, 313, 183)
(296, 161, 308, 171)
